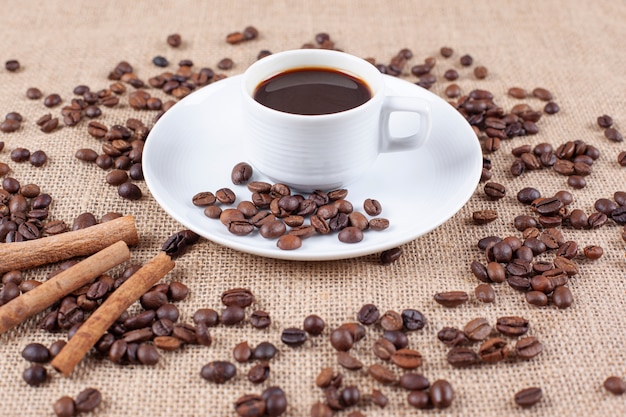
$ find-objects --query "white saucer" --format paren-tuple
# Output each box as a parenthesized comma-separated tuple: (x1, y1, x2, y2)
(143, 74, 482, 261)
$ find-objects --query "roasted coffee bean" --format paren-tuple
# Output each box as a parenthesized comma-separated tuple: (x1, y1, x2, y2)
(192, 191, 217, 206)
(315, 367, 335, 388)
(140, 290, 168, 310)
(515, 336, 544, 359)
(329, 327, 354, 351)
(337, 351, 363, 370)
(357, 303, 379, 325)
(372, 337, 396, 360)
(44, 93, 62, 107)
(473, 209, 498, 224)
(437, 327, 468, 347)
(460, 54, 473, 66)
(363, 198, 382, 215)
(430, 379, 454, 409)
(252, 341, 277, 361)
(281, 327, 307, 347)
(401, 308, 426, 331)
(604, 376, 626, 395)
(118, 182, 142, 200)
(597, 114, 614, 128)
(339, 385, 360, 408)
(517, 187, 541, 204)
(514, 387, 542, 407)
(369, 217, 390, 231)
(496, 316, 529, 336)
(23, 364, 47, 386)
(161, 229, 199, 257)
(434, 291, 468, 307)
(379, 310, 403, 331)
(478, 337, 508, 362)
(232, 341, 253, 363)
(277, 234, 302, 250)
(201, 360, 236, 383)
(525, 290, 549, 306)
(407, 390, 431, 409)
(53, 396, 76, 417)
(484, 182, 506, 199)
(390, 348, 422, 369)
(399, 372, 430, 391)
(447, 347, 479, 367)
(583, 245, 603, 260)
(464, 317, 492, 341)
(605, 128, 623, 142)
(248, 362, 270, 384)
(75, 387, 102, 413)
(221, 288, 254, 307)
(612, 206, 626, 224)
(221, 305, 246, 325)
(21, 342, 51, 363)
(475, 283, 495, 303)
(588, 211, 608, 228)
(368, 363, 397, 385)
(383, 330, 409, 349)
(262, 386, 287, 417)
(303, 314, 325, 335)
(310, 402, 333, 417)
(247, 310, 271, 329)
(552, 285, 573, 309)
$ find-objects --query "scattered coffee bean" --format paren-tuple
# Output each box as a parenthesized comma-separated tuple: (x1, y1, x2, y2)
(5, 59, 20, 72)
(514, 387, 542, 407)
(434, 291, 469, 307)
(604, 376, 626, 395)
(430, 379, 454, 409)
(53, 396, 76, 417)
(75, 387, 102, 413)
(23, 364, 47, 386)
(303, 314, 325, 335)
(281, 327, 307, 347)
(200, 360, 236, 383)
(167, 33, 182, 47)
(473, 209, 498, 224)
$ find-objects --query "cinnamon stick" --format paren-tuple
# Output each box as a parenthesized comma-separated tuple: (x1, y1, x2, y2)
(0, 240, 130, 335)
(0, 215, 138, 274)
(51, 251, 175, 376)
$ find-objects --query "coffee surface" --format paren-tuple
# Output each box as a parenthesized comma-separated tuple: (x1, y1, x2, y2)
(253, 67, 371, 115)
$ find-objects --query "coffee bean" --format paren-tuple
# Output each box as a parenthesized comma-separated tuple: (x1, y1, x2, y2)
(281, 327, 307, 347)
(514, 387, 542, 407)
(496, 316, 529, 336)
(525, 290, 549, 306)
(369, 217, 390, 231)
(401, 308, 426, 331)
(604, 376, 626, 395)
(478, 337, 508, 362)
(248, 310, 271, 329)
(337, 351, 363, 370)
(74, 388, 102, 413)
(551, 285, 573, 309)
(618, 151, 626, 167)
(475, 283, 495, 303)
(463, 317, 492, 341)
(262, 386, 287, 417)
(460, 54, 473, 66)
(433, 291, 468, 307)
(231, 162, 253, 185)
(605, 128, 623, 142)
(383, 330, 409, 350)
(314, 367, 335, 388)
(430, 379, 454, 409)
(201, 360, 236, 383)
(447, 346, 479, 367)
(329, 327, 354, 351)
(192, 191, 217, 206)
(248, 362, 270, 384)
(372, 337, 396, 360)
(356, 303, 379, 325)
(22, 364, 47, 386)
(472, 209, 498, 224)
(515, 336, 544, 359)
(437, 327, 468, 347)
(484, 182, 506, 200)
(303, 314, 325, 335)
(337, 226, 363, 243)
(363, 198, 382, 215)
(235, 394, 265, 417)
(117, 182, 142, 200)
(161, 230, 199, 257)
(277, 234, 302, 250)
(221, 305, 246, 326)
(474, 65, 488, 79)
(222, 287, 254, 307)
(390, 348, 422, 369)
(53, 396, 76, 417)
(597, 114, 614, 128)
(368, 363, 397, 385)
(583, 245, 603, 260)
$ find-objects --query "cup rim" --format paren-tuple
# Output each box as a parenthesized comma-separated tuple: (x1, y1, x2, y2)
(241, 49, 384, 119)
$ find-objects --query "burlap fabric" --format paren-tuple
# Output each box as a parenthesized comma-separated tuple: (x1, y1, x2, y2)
(1, 0, 625, 415)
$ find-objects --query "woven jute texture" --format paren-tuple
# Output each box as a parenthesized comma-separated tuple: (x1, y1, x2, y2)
(1, 1, 625, 416)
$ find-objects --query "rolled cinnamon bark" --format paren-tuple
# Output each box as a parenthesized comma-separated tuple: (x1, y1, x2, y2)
(0, 240, 131, 335)
(0, 215, 138, 274)
(51, 251, 175, 376)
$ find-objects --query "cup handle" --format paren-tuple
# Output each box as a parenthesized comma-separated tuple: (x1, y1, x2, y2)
(380, 96, 432, 153)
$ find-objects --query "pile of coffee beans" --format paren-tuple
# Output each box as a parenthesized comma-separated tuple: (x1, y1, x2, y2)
(53, 387, 102, 417)
(438, 316, 543, 367)
(190, 162, 390, 250)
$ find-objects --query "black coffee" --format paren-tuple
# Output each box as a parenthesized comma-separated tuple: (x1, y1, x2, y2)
(253, 67, 371, 115)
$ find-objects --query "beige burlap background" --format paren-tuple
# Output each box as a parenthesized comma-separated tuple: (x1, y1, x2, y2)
(1, 0, 625, 416)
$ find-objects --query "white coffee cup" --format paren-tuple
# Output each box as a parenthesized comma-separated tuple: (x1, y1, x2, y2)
(241, 49, 432, 192)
